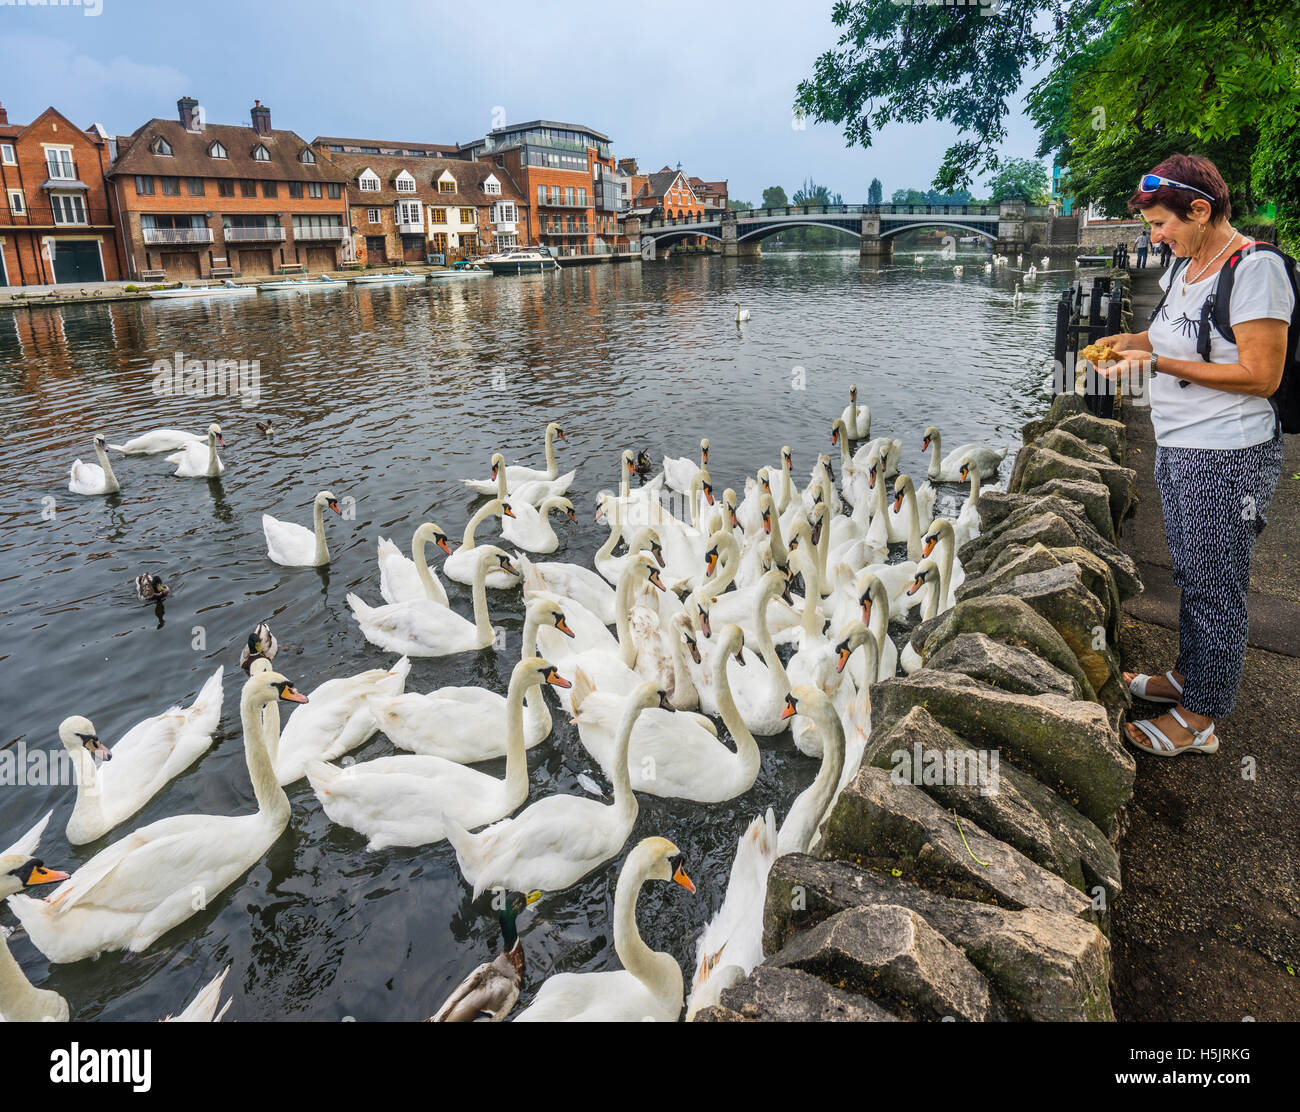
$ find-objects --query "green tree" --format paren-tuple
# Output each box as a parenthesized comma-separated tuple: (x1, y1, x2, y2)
(1253, 114, 1300, 249)
(728, 199, 753, 212)
(891, 188, 926, 205)
(762, 185, 789, 209)
(984, 158, 1050, 203)
(868, 177, 883, 205)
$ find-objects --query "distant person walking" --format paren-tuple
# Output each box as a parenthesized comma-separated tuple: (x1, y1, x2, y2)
(1098, 153, 1294, 758)
(1159, 239, 1172, 266)
(1135, 228, 1151, 268)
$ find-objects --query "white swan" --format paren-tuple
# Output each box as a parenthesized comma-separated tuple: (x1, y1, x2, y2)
(1, 839, 71, 1021)
(305, 658, 571, 851)
(830, 419, 872, 509)
(109, 428, 203, 455)
(371, 598, 573, 763)
(520, 550, 620, 627)
(888, 472, 936, 555)
(776, 686, 847, 856)
(922, 425, 1006, 482)
(348, 546, 515, 658)
(514, 836, 695, 1022)
(570, 624, 759, 803)
(59, 666, 223, 845)
(165, 423, 225, 478)
(838, 385, 871, 441)
(734, 301, 750, 323)
(440, 683, 669, 899)
(273, 657, 411, 785)
(952, 455, 1001, 547)
(1013, 281, 1023, 308)
(378, 523, 453, 606)
(68, 435, 120, 496)
(662, 438, 710, 495)
(463, 422, 570, 496)
(263, 490, 341, 567)
(8, 670, 304, 964)
(444, 499, 521, 589)
(501, 495, 576, 555)
(697, 530, 800, 642)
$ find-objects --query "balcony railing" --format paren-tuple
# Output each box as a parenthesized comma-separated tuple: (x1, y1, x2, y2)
(397, 222, 424, 234)
(142, 227, 215, 245)
(292, 225, 347, 241)
(538, 197, 590, 208)
(541, 225, 591, 236)
(223, 226, 286, 242)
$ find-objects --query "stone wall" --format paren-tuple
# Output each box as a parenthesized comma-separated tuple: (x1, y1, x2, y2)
(696, 390, 1143, 1023)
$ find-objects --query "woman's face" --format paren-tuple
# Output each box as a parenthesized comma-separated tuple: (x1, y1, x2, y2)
(1139, 201, 1214, 256)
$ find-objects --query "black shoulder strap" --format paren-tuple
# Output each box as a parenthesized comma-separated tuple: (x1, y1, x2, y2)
(1207, 241, 1294, 345)
(1148, 256, 1189, 323)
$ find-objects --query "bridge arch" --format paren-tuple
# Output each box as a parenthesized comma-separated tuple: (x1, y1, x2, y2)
(879, 221, 997, 242)
(736, 220, 862, 243)
(640, 229, 724, 249)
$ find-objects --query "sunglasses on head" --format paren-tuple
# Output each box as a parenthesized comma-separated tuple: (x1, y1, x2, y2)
(1138, 173, 1214, 201)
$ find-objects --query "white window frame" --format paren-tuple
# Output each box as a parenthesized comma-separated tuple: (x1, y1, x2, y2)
(396, 199, 422, 226)
(253, 145, 271, 162)
(299, 148, 316, 164)
(367, 207, 381, 224)
(358, 169, 381, 193)
(1, 143, 17, 165)
(491, 201, 516, 224)
(209, 141, 228, 159)
(50, 192, 87, 225)
(7, 189, 25, 215)
(153, 137, 172, 156)
(483, 175, 501, 196)
(395, 171, 416, 194)
(43, 145, 75, 180)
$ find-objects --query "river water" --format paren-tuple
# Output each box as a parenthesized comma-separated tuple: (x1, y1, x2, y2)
(0, 248, 1064, 1020)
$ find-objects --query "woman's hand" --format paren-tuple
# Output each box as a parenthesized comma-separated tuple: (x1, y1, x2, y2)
(1096, 331, 1152, 353)
(1096, 349, 1150, 382)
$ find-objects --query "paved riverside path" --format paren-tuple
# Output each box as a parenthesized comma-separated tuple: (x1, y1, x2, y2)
(1111, 266, 1300, 1020)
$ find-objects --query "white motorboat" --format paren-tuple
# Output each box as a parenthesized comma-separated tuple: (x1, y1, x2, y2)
(149, 280, 258, 300)
(351, 269, 427, 285)
(481, 247, 560, 274)
(259, 275, 348, 291)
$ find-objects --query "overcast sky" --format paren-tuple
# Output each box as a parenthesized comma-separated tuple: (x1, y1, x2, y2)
(0, 0, 1049, 202)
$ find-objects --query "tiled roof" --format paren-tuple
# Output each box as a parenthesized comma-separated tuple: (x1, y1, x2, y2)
(109, 119, 348, 183)
(323, 150, 525, 207)
(315, 136, 459, 156)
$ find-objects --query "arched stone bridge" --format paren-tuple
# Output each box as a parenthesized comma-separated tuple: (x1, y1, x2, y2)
(631, 201, 1050, 262)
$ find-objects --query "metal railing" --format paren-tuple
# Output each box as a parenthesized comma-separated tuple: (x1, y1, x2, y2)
(142, 227, 215, 245)
(538, 196, 590, 208)
(223, 226, 285, 242)
(292, 225, 347, 241)
(541, 225, 592, 235)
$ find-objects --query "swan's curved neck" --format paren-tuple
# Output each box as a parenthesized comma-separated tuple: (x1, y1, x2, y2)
(241, 689, 290, 826)
(927, 431, 943, 479)
(710, 645, 760, 781)
(94, 441, 120, 492)
(614, 866, 681, 1010)
(462, 502, 496, 550)
(413, 534, 437, 599)
(966, 467, 983, 505)
(868, 586, 890, 668)
(503, 672, 533, 801)
(902, 485, 923, 562)
(495, 464, 508, 502)
(543, 428, 558, 478)
(796, 549, 823, 638)
(608, 699, 642, 815)
(312, 499, 330, 565)
(66, 742, 104, 825)
(665, 622, 697, 709)
(784, 700, 845, 851)
(470, 553, 495, 641)
(206, 433, 220, 477)
(836, 431, 852, 474)
(0, 934, 65, 1022)
(753, 585, 790, 689)
(614, 566, 641, 668)
(709, 533, 741, 595)
(767, 503, 788, 567)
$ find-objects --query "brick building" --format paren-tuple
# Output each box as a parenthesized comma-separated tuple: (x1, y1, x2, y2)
(632, 166, 708, 218)
(458, 121, 627, 256)
(315, 139, 528, 265)
(0, 103, 125, 286)
(107, 98, 351, 280)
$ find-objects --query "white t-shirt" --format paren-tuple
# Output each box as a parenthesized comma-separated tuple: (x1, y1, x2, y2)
(1148, 249, 1293, 448)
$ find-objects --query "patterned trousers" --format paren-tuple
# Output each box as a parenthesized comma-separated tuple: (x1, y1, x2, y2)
(1155, 432, 1284, 717)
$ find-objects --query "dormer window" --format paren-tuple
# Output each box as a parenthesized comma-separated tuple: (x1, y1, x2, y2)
(395, 171, 416, 194)
(253, 145, 271, 161)
(483, 176, 501, 196)
(153, 137, 173, 156)
(437, 173, 456, 194)
(299, 148, 316, 164)
(208, 140, 227, 159)
(358, 168, 381, 193)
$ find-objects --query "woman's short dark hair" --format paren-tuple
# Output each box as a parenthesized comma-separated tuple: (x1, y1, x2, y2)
(1128, 154, 1231, 222)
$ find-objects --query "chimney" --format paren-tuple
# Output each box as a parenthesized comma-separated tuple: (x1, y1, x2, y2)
(177, 96, 201, 131)
(250, 100, 272, 136)
(0, 103, 7, 126)
(618, 157, 637, 176)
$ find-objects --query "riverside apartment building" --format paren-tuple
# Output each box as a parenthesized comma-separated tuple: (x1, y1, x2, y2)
(108, 97, 350, 280)
(457, 120, 628, 256)
(0, 103, 125, 286)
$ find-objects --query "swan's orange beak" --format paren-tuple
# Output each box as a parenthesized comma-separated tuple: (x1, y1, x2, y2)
(703, 485, 715, 506)
(648, 568, 666, 591)
(907, 573, 926, 596)
(672, 862, 696, 894)
(491, 463, 499, 479)
(545, 669, 572, 689)
(557, 430, 568, 443)
(762, 512, 771, 536)
(566, 508, 579, 525)
(922, 534, 938, 558)
(626, 459, 636, 476)
(555, 616, 575, 638)
(780, 695, 797, 721)
(501, 503, 516, 519)
(728, 507, 738, 529)
(705, 550, 718, 577)
(328, 499, 342, 515)
(218, 435, 227, 448)
(922, 436, 932, 451)
(960, 464, 970, 482)
(26, 865, 70, 886)
(437, 536, 454, 555)
(837, 644, 852, 673)
(892, 491, 904, 514)
(685, 635, 702, 665)
(861, 597, 872, 625)
(278, 683, 309, 704)
(651, 542, 665, 568)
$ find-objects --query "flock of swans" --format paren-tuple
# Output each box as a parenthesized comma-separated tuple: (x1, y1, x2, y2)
(11, 396, 1010, 1024)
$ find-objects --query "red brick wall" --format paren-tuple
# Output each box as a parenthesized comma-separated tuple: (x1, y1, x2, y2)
(0, 109, 125, 284)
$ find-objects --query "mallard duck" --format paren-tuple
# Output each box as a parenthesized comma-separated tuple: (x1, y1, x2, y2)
(427, 891, 542, 1022)
(135, 574, 170, 601)
(256, 420, 275, 435)
(239, 621, 278, 673)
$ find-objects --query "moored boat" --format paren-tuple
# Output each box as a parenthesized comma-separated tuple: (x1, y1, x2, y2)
(149, 280, 258, 300)
(481, 247, 560, 275)
(351, 269, 427, 285)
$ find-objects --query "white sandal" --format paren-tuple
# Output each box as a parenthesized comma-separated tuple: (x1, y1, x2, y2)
(1127, 670, 1183, 705)
(1126, 708, 1218, 757)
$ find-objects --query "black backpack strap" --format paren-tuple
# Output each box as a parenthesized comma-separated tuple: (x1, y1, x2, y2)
(1148, 257, 1188, 323)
